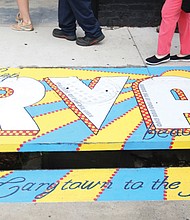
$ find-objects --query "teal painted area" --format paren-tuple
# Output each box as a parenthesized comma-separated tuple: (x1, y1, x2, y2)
(98, 168, 165, 201)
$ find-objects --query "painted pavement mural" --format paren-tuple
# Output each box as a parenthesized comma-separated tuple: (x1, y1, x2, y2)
(0, 66, 190, 202)
(1, 67, 190, 152)
(1, 168, 190, 202)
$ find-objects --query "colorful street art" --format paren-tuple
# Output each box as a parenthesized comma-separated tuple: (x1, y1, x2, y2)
(1, 167, 190, 202)
(0, 67, 190, 152)
(1, 66, 190, 202)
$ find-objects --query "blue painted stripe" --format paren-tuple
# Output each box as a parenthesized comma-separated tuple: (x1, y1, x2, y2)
(81, 79, 91, 86)
(26, 101, 68, 117)
(102, 97, 136, 127)
(122, 87, 132, 93)
(170, 90, 180, 100)
(82, 67, 149, 75)
(40, 81, 52, 91)
(20, 97, 137, 152)
(126, 79, 136, 83)
(124, 123, 172, 150)
(0, 90, 6, 95)
(147, 66, 190, 76)
(19, 120, 92, 152)
(98, 168, 165, 201)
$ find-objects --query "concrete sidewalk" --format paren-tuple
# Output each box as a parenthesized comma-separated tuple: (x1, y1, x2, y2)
(0, 1, 190, 220)
(1, 26, 189, 68)
(1, 201, 190, 220)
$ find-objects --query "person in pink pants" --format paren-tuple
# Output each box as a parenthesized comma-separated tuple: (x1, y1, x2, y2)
(12, 0, 33, 31)
(146, 0, 190, 65)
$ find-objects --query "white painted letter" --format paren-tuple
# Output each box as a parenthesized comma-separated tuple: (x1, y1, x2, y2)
(0, 77, 45, 133)
(47, 76, 128, 132)
(139, 76, 190, 128)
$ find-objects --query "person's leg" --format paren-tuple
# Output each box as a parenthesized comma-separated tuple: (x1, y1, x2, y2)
(156, 24, 179, 33)
(157, 0, 182, 55)
(16, 0, 31, 25)
(178, 10, 190, 55)
(67, 0, 104, 46)
(145, 0, 181, 64)
(12, 0, 33, 31)
(68, 0, 102, 38)
(58, 0, 76, 35)
(52, 0, 77, 40)
(170, 10, 190, 61)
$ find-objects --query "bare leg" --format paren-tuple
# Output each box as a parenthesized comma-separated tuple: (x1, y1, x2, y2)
(12, 0, 33, 30)
(16, 0, 32, 24)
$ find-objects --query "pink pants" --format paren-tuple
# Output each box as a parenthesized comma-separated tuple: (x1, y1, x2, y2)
(158, 0, 190, 55)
